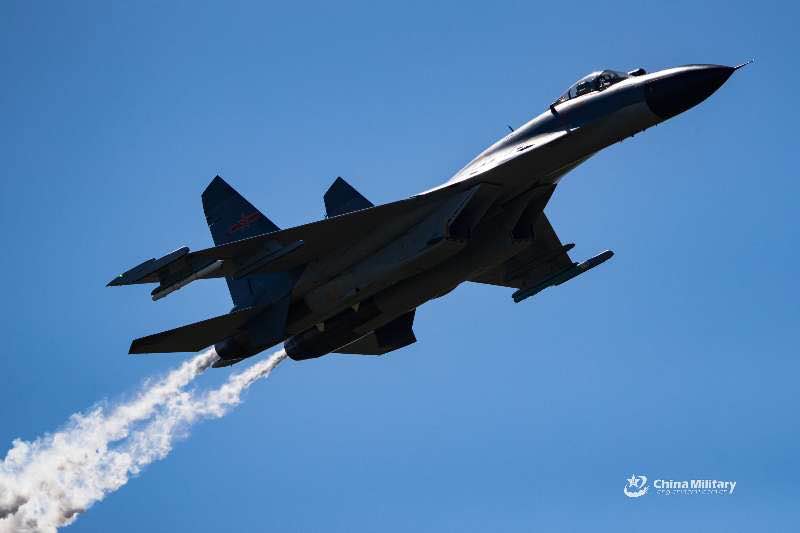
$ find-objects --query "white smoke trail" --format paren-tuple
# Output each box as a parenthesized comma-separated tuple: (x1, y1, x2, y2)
(0, 349, 219, 529)
(0, 349, 287, 533)
(117, 349, 287, 478)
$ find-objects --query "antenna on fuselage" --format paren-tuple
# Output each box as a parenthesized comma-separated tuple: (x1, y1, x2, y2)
(506, 125, 514, 133)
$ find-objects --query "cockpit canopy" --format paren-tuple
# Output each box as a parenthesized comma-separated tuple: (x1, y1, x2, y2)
(554, 70, 629, 105)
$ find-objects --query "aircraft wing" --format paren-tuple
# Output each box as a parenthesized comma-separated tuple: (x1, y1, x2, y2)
(471, 213, 575, 289)
(109, 190, 447, 300)
(471, 212, 613, 302)
(191, 193, 440, 265)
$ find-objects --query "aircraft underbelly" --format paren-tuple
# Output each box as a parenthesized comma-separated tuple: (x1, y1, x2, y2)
(360, 215, 528, 333)
(283, 230, 520, 358)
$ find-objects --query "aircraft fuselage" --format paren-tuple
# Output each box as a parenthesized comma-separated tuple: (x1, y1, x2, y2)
(280, 65, 738, 360)
(112, 63, 741, 365)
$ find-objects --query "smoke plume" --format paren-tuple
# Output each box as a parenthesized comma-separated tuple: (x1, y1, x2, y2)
(0, 349, 287, 532)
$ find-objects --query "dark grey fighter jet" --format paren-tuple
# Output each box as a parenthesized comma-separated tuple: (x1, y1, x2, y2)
(109, 63, 745, 367)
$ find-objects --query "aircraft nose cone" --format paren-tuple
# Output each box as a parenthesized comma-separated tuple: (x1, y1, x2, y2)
(645, 65, 735, 119)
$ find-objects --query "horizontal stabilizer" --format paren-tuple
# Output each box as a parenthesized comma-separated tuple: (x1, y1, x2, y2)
(336, 310, 417, 355)
(129, 307, 263, 354)
(324, 177, 374, 217)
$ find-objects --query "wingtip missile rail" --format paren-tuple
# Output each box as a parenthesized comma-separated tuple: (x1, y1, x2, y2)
(107, 247, 190, 287)
(108, 246, 223, 301)
(512, 250, 614, 303)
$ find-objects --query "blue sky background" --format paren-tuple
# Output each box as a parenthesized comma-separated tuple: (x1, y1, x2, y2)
(1, 1, 797, 531)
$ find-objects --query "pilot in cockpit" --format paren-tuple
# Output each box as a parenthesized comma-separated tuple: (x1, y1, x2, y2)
(554, 70, 631, 105)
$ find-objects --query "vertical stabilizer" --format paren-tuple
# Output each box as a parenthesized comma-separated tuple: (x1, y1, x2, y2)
(324, 177, 373, 217)
(202, 176, 280, 245)
(202, 176, 290, 308)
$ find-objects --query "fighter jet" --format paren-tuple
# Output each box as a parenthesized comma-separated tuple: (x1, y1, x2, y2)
(108, 62, 746, 367)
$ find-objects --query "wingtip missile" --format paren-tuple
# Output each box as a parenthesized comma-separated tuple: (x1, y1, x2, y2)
(107, 247, 190, 288)
(150, 260, 223, 301)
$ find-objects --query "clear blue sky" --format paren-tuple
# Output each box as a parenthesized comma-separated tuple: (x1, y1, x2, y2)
(1, 1, 797, 531)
